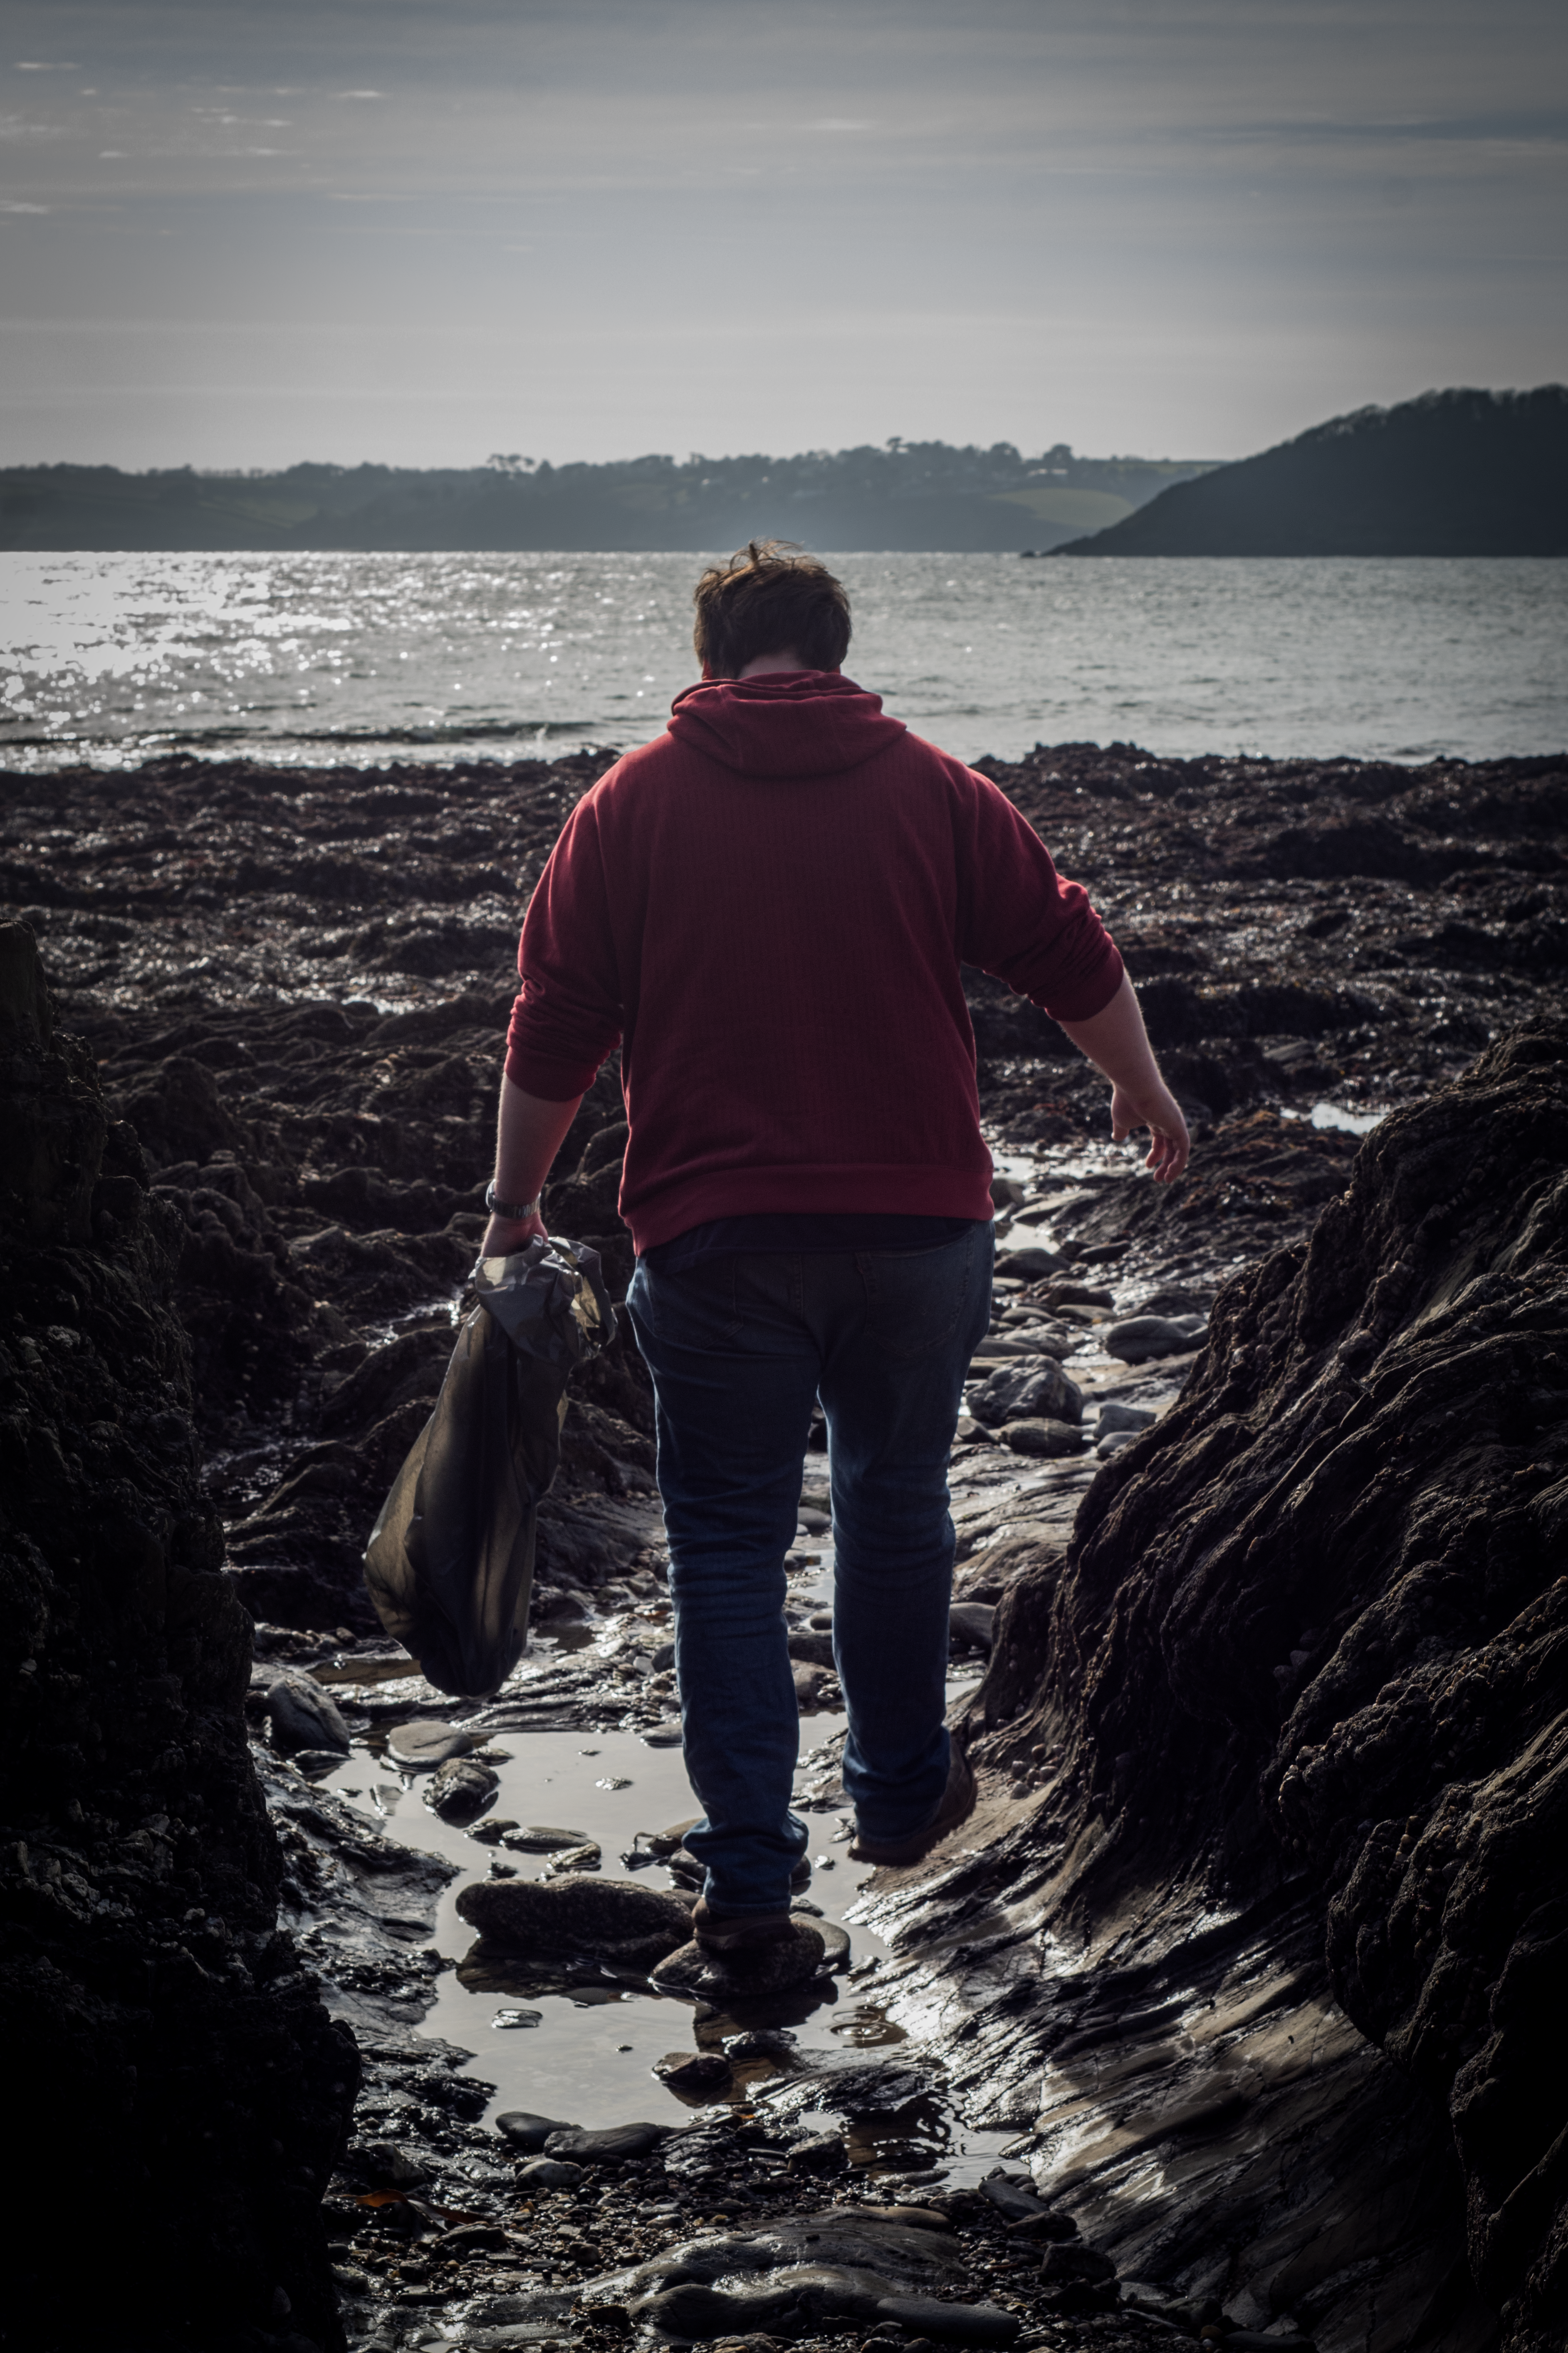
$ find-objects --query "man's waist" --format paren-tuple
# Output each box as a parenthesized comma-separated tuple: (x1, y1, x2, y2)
(642, 1211, 982, 1273)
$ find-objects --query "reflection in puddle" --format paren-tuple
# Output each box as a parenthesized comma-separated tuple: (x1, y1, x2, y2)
(829, 2003, 908, 2049)
(316, 1666, 1014, 2180)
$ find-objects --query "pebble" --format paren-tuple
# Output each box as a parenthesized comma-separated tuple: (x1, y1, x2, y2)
(1096, 1399, 1157, 1434)
(514, 2156, 584, 2188)
(266, 1669, 351, 1758)
(642, 1719, 685, 1746)
(1000, 1417, 1084, 1458)
(1104, 1315, 1201, 1363)
(428, 1755, 500, 1820)
(654, 2049, 732, 2094)
(722, 2026, 797, 2060)
(948, 1602, 997, 1652)
(491, 2007, 543, 2029)
(387, 1720, 474, 1768)
(968, 1357, 1083, 1430)
(499, 1823, 593, 1851)
(542, 2120, 673, 2161)
(994, 1243, 1064, 1278)
(493, 2110, 578, 2150)
(787, 1628, 838, 1669)
(543, 1840, 603, 1875)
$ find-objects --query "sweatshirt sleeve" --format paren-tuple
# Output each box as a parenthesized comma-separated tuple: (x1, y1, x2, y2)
(954, 769, 1124, 1022)
(504, 792, 624, 1100)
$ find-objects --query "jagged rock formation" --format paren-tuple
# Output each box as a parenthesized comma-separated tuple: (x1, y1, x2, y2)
(860, 1021, 1566, 2351)
(0, 921, 357, 2352)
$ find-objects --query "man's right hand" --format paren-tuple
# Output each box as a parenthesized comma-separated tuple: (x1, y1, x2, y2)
(1057, 971, 1192, 1185)
(1110, 1078, 1190, 1183)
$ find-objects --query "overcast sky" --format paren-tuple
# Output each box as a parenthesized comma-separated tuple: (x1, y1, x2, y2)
(2, 0, 1563, 471)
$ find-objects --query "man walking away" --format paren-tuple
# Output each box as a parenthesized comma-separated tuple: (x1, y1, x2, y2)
(480, 542, 1189, 1991)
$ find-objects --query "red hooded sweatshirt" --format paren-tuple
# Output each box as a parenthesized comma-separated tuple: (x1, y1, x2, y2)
(505, 671, 1122, 1253)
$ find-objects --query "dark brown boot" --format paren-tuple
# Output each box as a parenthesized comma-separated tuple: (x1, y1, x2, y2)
(847, 1739, 976, 1866)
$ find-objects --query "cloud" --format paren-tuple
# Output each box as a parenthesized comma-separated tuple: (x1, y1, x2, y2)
(13, 61, 79, 72)
(0, 198, 49, 211)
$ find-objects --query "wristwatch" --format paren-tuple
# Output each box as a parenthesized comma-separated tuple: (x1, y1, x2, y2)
(485, 1179, 541, 1220)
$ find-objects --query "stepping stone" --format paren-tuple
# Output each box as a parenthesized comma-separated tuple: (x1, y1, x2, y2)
(456, 1875, 695, 1969)
(388, 1719, 473, 1768)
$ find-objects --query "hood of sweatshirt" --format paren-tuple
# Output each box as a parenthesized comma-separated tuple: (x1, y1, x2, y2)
(665, 669, 908, 779)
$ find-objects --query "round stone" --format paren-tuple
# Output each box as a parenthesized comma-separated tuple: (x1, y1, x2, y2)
(387, 1719, 474, 1768)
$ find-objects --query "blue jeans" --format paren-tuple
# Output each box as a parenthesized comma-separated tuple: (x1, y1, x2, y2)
(626, 1225, 994, 1917)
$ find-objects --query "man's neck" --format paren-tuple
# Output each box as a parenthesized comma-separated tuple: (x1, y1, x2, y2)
(736, 649, 809, 678)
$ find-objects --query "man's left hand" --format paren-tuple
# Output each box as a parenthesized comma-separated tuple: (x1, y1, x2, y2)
(479, 1209, 549, 1258)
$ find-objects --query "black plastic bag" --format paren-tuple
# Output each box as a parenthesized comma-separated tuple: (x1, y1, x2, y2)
(364, 1235, 614, 1699)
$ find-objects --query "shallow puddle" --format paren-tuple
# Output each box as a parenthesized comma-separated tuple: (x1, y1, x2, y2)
(316, 1679, 1010, 2182)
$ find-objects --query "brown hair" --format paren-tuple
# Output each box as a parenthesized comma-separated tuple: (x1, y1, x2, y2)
(692, 540, 852, 678)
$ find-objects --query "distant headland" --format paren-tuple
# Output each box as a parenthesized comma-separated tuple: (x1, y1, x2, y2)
(0, 440, 1211, 556)
(1054, 386, 1568, 557)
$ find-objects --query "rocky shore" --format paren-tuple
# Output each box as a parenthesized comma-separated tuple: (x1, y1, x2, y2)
(2, 735, 1565, 2353)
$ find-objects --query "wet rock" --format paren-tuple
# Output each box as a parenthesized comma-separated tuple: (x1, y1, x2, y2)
(999, 1417, 1083, 1458)
(388, 1719, 474, 1768)
(608, 2205, 1006, 2340)
(723, 2026, 799, 2062)
(456, 1873, 696, 1968)
(913, 1023, 1568, 2353)
(994, 1243, 1065, 1278)
(542, 2120, 673, 2162)
(1038, 2243, 1115, 2284)
(787, 2133, 850, 2174)
(515, 2155, 585, 2188)
(787, 1627, 838, 1669)
(500, 1822, 594, 1851)
(968, 1357, 1083, 1429)
(265, 1666, 355, 1760)
(800, 1911, 852, 1969)
(1095, 1399, 1157, 1435)
(980, 2171, 1059, 2224)
(792, 1659, 834, 1707)
(948, 1604, 996, 1652)
(427, 1755, 500, 1820)
(542, 1838, 603, 1873)
(642, 1718, 685, 1746)
(494, 2110, 579, 2150)
(1095, 1429, 1136, 1458)
(655, 2049, 733, 2095)
(1103, 1313, 1202, 1362)
(663, 2118, 752, 2180)
(469, 1816, 519, 1844)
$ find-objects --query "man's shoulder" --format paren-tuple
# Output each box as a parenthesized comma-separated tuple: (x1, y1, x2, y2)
(584, 731, 683, 800)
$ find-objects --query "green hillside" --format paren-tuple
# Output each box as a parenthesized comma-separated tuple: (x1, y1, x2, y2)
(1055, 386, 1568, 557)
(0, 441, 1213, 555)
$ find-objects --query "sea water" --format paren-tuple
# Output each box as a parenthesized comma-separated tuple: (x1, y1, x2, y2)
(2, 550, 1565, 771)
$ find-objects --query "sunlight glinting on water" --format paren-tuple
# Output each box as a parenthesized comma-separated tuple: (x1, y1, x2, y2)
(2, 550, 1565, 770)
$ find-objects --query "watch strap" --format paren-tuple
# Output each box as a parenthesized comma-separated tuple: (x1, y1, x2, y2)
(485, 1179, 540, 1220)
